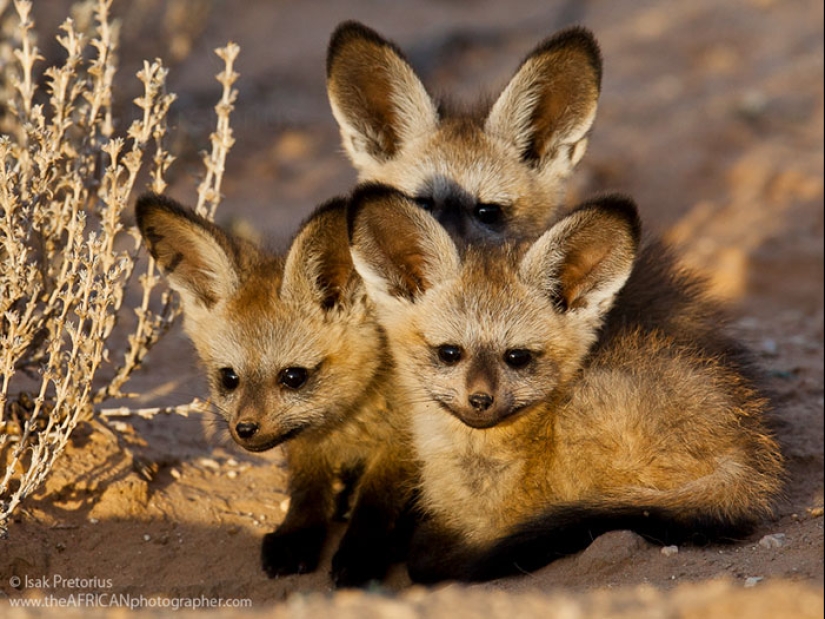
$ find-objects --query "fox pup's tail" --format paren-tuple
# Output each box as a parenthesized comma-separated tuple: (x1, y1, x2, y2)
(409, 502, 756, 583)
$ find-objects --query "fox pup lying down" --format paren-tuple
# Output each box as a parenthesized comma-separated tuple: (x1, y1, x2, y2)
(348, 185, 784, 583)
(136, 193, 415, 588)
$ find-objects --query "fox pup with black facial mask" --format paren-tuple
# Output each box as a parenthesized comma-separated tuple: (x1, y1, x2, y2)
(327, 21, 601, 242)
(349, 185, 783, 583)
(137, 194, 415, 588)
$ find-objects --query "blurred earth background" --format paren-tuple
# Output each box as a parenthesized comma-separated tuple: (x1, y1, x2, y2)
(1, 0, 823, 617)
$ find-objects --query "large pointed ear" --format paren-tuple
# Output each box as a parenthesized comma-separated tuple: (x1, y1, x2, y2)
(347, 183, 460, 307)
(485, 27, 602, 177)
(326, 21, 438, 171)
(519, 195, 640, 321)
(281, 197, 359, 312)
(136, 193, 240, 310)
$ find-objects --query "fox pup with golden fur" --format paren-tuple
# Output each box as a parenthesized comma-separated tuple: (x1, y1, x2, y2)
(136, 193, 414, 587)
(327, 21, 601, 242)
(348, 185, 784, 583)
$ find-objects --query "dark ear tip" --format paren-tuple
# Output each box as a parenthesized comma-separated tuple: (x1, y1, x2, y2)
(327, 21, 400, 75)
(133, 194, 222, 255)
(578, 194, 642, 245)
(346, 182, 409, 240)
(135, 191, 161, 218)
(329, 20, 378, 45)
(553, 25, 600, 47)
(135, 192, 186, 230)
(530, 25, 603, 84)
(546, 25, 602, 59)
(297, 195, 348, 231)
(350, 182, 406, 206)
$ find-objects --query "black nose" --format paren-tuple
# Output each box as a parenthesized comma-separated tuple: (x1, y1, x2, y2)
(235, 421, 259, 439)
(468, 393, 494, 411)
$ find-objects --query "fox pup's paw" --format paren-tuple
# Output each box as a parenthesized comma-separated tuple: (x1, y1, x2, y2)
(330, 539, 391, 588)
(406, 523, 473, 584)
(261, 526, 326, 578)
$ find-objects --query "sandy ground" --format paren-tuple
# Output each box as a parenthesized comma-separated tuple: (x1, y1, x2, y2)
(2, 1, 823, 617)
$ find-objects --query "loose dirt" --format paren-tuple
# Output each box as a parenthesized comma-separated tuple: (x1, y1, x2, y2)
(2, 1, 822, 617)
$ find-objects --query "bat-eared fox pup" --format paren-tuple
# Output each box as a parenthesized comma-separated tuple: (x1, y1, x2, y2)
(327, 21, 602, 243)
(348, 184, 783, 583)
(136, 193, 416, 588)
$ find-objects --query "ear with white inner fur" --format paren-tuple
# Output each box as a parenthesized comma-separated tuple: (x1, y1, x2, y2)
(519, 195, 640, 321)
(485, 27, 602, 177)
(281, 197, 359, 313)
(136, 193, 240, 311)
(326, 21, 438, 171)
(347, 183, 460, 307)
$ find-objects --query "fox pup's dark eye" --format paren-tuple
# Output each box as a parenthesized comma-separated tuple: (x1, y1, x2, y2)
(504, 349, 532, 369)
(279, 367, 309, 390)
(437, 345, 463, 365)
(474, 203, 503, 226)
(219, 367, 240, 391)
(414, 196, 435, 211)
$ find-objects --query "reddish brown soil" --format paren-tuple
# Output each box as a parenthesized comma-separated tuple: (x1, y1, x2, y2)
(2, 1, 822, 617)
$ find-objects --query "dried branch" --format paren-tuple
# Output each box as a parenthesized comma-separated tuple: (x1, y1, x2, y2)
(0, 0, 240, 537)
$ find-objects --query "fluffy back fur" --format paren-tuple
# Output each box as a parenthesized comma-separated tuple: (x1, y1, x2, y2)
(348, 185, 784, 582)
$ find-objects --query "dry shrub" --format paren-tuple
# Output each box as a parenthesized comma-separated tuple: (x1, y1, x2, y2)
(0, 0, 239, 536)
